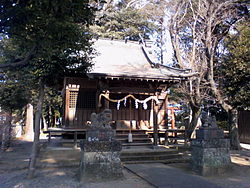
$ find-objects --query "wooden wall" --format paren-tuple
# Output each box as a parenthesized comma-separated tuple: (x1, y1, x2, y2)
(63, 77, 169, 129)
(238, 110, 250, 144)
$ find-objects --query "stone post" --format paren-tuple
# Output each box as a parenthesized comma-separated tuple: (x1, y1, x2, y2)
(191, 115, 231, 176)
(79, 109, 123, 181)
(24, 104, 34, 140)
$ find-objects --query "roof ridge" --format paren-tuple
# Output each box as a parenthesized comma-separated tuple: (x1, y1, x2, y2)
(93, 37, 142, 45)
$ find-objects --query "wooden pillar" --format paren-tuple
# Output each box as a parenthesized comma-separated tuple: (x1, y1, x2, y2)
(153, 100, 159, 146)
(170, 109, 175, 129)
(64, 87, 70, 127)
(129, 98, 132, 132)
(163, 94, 168, 128)
(164, 94, 169, 145)
(150, 99, 154, 128)
(138, 95, 142, 129)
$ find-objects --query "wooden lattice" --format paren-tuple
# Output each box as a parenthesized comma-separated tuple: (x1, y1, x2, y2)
(69, 91, 78, 108)
(69, 90, 96, 109)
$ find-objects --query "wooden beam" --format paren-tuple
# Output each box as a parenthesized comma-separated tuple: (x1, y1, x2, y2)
(129, 98, 132, 132)
(164, 94, 168, 128)
(64, 88, 70, 127)
(108, 87, 155, 94)
(153, 99, 159, 146)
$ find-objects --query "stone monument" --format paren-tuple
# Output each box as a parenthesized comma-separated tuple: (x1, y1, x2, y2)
(79, 109, 123, 181)
(191, 113, 231, 176)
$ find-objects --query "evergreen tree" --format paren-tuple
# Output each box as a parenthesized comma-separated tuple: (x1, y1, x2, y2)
(0, 71, 30, 150)
(221, 22, 250, 109)
(0, 0, 95, 178)
(91, 3, 156, 40)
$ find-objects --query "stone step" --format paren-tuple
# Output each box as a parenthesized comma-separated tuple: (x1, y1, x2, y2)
(58, 138, 148, 144)
(116, 130, 147, 134)
(38, 145, 190, 168)
(121, 143, 154, 149)
(116, 133, 149, 138)
(121, 153, 183, 161)
(120, 146, 190, 164)
(60, 140, 152, 147)
(58, 139, 80, 143)
(121, 149, 180, 157)
(122, 157, 190, 164)
(121, 142, 153, 146)
(116, 130, 153, 148)
(117, 137, 152, 143)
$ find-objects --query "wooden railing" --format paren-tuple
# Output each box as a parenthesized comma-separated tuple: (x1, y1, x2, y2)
(146, 129, 188, 145)
(43, 128, 86, 148)
(164, 129, 187, 145)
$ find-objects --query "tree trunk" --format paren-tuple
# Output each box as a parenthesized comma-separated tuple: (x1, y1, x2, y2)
(209, 75, 241, 150)
(27, 80, 45, 179)
(228, 109, 241, 150)
(187, 104, 201, 139)
(7, 112, 13, 148)
(46, 106, 50, 128)
(51, 107, 55, 127)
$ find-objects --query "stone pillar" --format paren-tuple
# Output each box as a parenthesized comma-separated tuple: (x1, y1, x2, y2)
(24, 104, 34, 140)
(79, 109, 123, 181)
(191, 127, 231, 176)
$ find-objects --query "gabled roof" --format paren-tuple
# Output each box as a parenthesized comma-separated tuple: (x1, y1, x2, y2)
(87, 39, 194, 82)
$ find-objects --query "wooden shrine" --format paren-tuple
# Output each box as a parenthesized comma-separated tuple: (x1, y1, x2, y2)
(62, 39, 193, 131)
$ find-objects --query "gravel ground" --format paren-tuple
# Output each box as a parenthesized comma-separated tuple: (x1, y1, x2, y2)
(0, 167, 153, 188)
(205, 149, 250, 188)
(1, 139, 250, 188)
(0, 139, 153, 188)
(168, 148, 250, 188)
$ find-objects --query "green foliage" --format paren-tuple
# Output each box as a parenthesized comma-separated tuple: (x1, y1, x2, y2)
(43, 87, 63, 127)
(0, 0, 95, 85)
(0, 0, 96, 128)
(217, 121, 228, 130)
(91, 7, 155, 40)
(0, 72, 30, 113)
(221, 22, 250, 109)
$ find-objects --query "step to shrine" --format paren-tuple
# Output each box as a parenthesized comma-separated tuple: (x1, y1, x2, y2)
(38, 144, 190, 168)
(121, 148, 190, 164)
(116, 129, 153, 148)
(56, 129, 154, 148)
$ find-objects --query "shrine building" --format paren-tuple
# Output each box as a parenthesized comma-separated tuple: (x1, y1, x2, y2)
(62, 38, 193, 131)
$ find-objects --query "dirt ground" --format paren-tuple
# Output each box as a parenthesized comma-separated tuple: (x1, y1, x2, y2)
(168, 147, 250, 188)
(0, 139, 153, 188)
(207, 149, 250, 188)
(0, 139, 250, 188)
